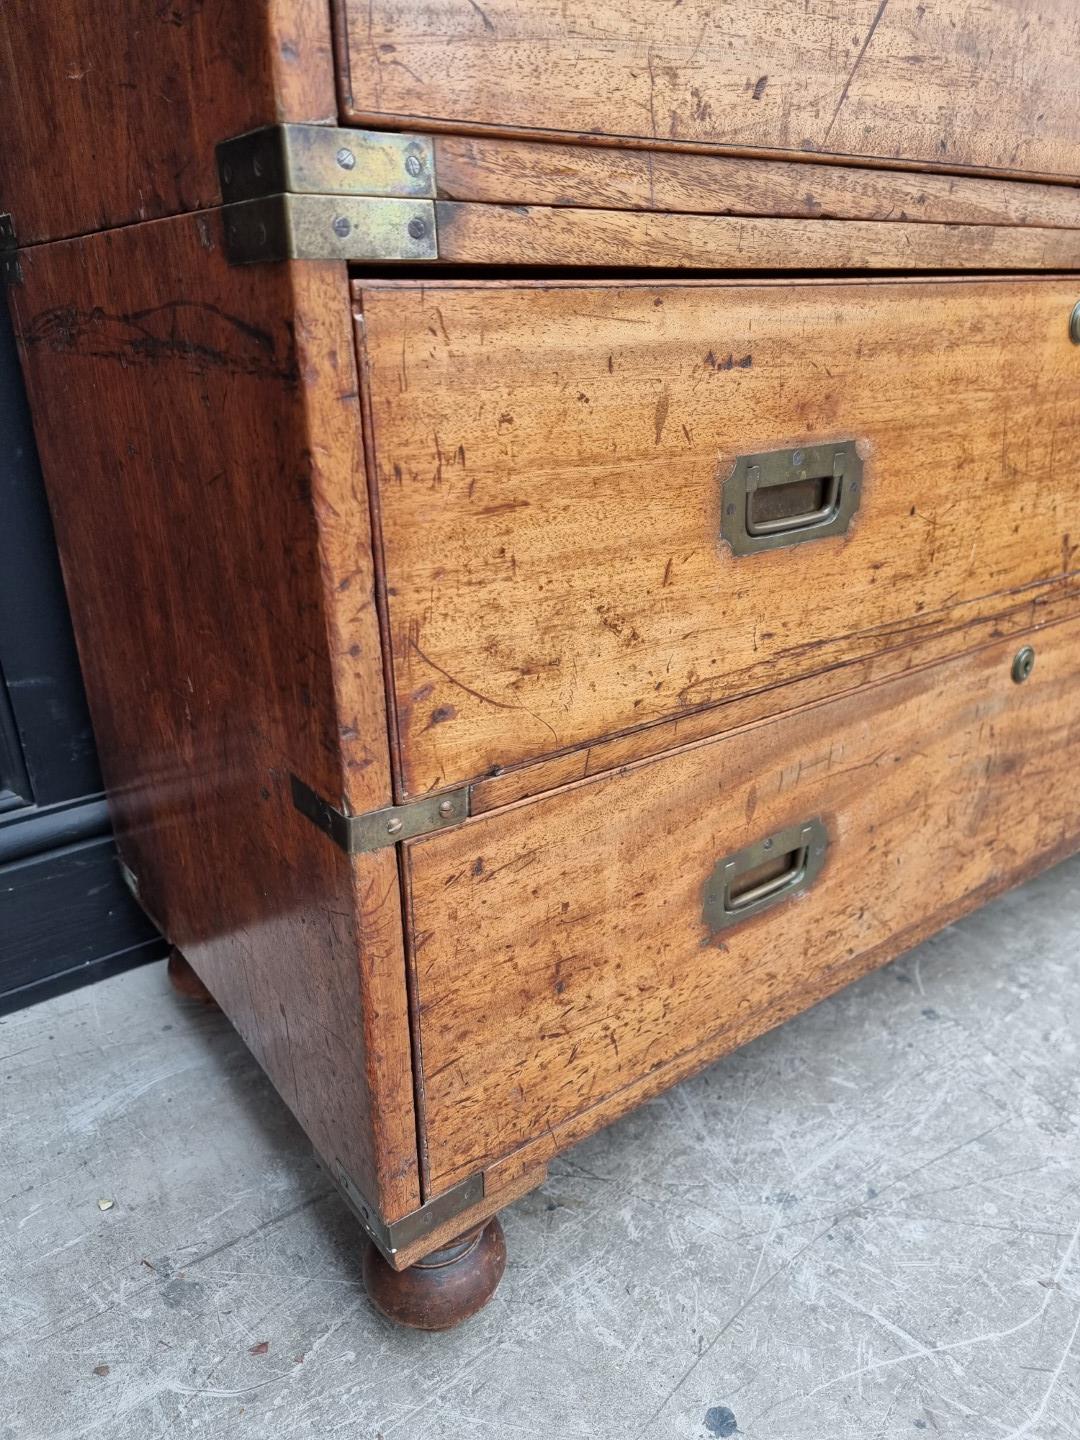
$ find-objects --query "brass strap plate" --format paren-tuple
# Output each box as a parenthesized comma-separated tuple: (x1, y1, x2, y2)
(217, 124, 436, 204)
(290, 773, 470, 854)
(222, 193, 437, 265)
(334, 1163, 484, 1260)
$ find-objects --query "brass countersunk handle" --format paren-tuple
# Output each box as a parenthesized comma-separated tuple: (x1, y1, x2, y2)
(721, 440, 862, 555)
(703, 818, 828, 934)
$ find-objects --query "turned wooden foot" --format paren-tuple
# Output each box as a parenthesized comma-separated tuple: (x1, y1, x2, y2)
(166, 949, 218, 1005)
(362, 1217, 506, 1331)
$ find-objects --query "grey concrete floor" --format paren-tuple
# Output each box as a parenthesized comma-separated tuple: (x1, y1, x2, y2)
(3, 857, 1080, 1440)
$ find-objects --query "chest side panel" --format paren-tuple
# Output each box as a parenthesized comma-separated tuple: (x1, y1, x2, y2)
(0, 0, 335, 245)
(9, 213, 420, 1221)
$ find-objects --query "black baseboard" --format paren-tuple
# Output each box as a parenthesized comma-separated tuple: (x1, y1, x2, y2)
(0, 813, 166, 1013)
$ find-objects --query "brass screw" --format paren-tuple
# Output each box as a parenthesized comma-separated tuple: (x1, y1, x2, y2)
(407, 217, 428, 240)
(1012, 645, 1036, 684)
(1071, 301, 1080, 345)
(438, 799, 455, 818)
(336, 147, 356, 171)
(386, 817, 403, 836)
(332, 215, 352, 239)
(405, 153, 425, 178)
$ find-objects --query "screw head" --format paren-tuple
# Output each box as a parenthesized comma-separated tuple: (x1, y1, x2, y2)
(762, 837, 774, 851)
(405, 153, 425, 178)
(437, 799, 455, 818)
(407, 217, 428, 240)
(791, 449, 804, 467)
(1071, 301, 1080, 345)
(332, 215, 352, 239)
(386, 817, 403, 836)
(336, 147, 356, 171)
(1012, 645, 1036, 684)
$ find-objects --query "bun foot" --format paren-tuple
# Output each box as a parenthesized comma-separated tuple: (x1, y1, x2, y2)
(363, 1217, 506, 1331)
(166, 949, 217, 1005)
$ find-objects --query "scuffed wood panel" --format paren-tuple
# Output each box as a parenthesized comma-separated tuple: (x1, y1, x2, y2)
(435, 202, 1080, 270)
(356, 276, 1080, 796)
(0, 1, 335, 245)
(434, 135, 1080, 229)
(407, 618, 1080, 1188)
(337, 0, 1080, 180)
(9, 212, 420, 1221)
(466, 584, 1080, 813)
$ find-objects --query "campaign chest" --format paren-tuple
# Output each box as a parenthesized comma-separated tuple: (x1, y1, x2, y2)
(3, 1, 1080, 1328)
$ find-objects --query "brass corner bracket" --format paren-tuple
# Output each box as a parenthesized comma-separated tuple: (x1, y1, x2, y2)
(216, 123, 439, 265)
(289, 773, 470, 854)
(333, 1164, 484, 1261)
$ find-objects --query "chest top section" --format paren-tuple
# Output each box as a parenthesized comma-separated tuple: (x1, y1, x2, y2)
(336, 0, 1080, 181)
(3, 2, 1080, 250)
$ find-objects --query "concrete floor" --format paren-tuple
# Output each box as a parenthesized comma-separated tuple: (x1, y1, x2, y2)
(3, 858, 1080, 1440)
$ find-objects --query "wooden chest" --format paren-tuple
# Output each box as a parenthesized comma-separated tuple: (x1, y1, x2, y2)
(3, 2, 1080, 1329)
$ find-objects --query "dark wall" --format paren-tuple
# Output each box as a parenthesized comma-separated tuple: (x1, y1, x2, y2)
(0, 300, 165, 1013)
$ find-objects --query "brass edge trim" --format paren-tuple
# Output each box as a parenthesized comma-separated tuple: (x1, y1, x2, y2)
(333, 1164, 485, 1259)
(289, 773, 470, 854)
(217, 123, 436, 204)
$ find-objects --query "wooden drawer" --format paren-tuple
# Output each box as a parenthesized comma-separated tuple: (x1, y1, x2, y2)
(336, 1, 1080, 182)
(405, 616, 1080, 1191)
(357, 276, 1080, 797)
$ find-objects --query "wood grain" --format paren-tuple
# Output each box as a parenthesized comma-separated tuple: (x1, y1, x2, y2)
(337, 0, 1080, 182)
(435, 202, 1080, 270)
(435, 135, 1080, 230)
(0, 1, 335, 246)
(9, 212, 420, 1223)
(406, 617, 1080, 1190)
(468, 584, 1080, 814)
(355, 276, 1080, 797)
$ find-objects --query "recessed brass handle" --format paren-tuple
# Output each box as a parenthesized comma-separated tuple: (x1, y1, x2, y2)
(721, 441, 862, 555)
(703, 818, 828, 934)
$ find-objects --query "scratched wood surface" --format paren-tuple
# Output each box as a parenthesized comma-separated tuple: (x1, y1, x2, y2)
(355, 276, 1080, 798)
(405, 618, 1080, 1190)
(335, 0, 1080, 181)
(0, 0, 335, 245)
(435, 135, 1080, 230)
(466, 585, 1080, 814)
(435, 202, 1080, 270)
(9, 212, 421, 1224)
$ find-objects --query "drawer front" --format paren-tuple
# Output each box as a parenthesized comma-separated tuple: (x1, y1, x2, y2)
(358, 277, 1080, 795)
(338, 2, 1080, 181)
(405, 618, 1080, 1189)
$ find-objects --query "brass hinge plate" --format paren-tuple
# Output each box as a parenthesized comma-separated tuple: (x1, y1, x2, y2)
(290, 773, 470, 854)
(0, 214, 21, 285)
(222, 193, 436, 265)
(217, 124, 435, 205)
(333, 1164, 484, 1260)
